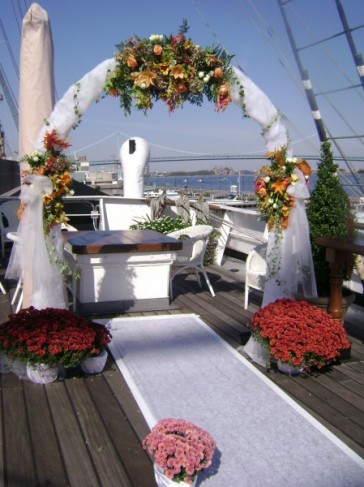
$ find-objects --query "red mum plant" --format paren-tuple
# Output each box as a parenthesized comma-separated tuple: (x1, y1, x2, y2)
(143, 418, 216, 484)
(0, 307, 111, 369)
(249, 299, 350, 370)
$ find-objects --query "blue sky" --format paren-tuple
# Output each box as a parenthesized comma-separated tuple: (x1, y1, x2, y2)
(1, 0, 363, 171)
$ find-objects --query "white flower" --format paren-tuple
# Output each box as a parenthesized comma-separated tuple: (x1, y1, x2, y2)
(263, 176, 270, 183)
(286, 157, 297, 163)
(273, 203, 278, 209)
(203, 75, 210, 83)
(268, 198, 274, 204)
(149, 34, 164, 42)
(140, 82, 147, 89)
(69, 190, 75, 196)
(33, 156, 39, 162)
(281, 165, 286, 171)
(198, 71, 205, 78)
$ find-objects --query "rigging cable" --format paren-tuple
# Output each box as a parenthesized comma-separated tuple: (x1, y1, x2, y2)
(190, 0, 319, 155)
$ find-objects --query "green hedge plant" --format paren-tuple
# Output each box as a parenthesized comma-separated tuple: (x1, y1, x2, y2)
(306, 141, 354, 296)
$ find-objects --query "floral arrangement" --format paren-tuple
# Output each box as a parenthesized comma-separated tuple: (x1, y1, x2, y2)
(0, 307, 112, 369)
(142, 418, 216, 484)
(249, 299, 350, 369)
(255, 146, 312, 232)
(20, 130, 73, 235)
(104, 20, 240, 114)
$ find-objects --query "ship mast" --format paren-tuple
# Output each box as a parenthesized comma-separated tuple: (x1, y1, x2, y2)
(278, 0, 364, 196)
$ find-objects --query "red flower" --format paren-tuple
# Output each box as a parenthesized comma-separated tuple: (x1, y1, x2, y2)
(249, 299, 350, 370)
(0, 307, 112, 368)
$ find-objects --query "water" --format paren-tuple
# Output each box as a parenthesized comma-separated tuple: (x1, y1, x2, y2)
(144, 173, 364, 197)
(144, 174, 256, 196)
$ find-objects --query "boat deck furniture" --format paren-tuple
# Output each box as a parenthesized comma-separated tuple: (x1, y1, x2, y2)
(0, 199, 20, 258)
(62, 230, 182, 314)
(316, 236, 364, 321)
(244, 242, 267, 309)
(167, 225, 215, 299)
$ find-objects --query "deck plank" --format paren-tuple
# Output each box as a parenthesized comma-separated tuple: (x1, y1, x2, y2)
(24, 380, 68, 486)
(46, 380, 101, 486)
(2, 381, 36, 486)
(84, 366, 155, 487)
(65, 376, 133, 486)
(1, 254, 364, 484)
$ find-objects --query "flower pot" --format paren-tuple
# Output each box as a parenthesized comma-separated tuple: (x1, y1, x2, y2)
(153, 464, 197, 487)
(80, 349, 108, 374)
(277, 360, 304, 376)
(26, 363, 60, 384)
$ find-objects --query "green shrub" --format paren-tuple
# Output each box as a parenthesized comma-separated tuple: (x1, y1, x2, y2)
(306, 141, 354, 296)
(130, 215, 189, 234)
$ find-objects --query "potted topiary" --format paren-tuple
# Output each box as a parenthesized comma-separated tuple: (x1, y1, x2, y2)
(306, 140, 355, 313)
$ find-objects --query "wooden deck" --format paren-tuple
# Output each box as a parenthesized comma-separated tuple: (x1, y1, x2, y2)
(1, 255, 364, 486)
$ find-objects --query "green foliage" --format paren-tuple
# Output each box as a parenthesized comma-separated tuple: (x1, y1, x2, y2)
(129, 215, 189, 234)
(306, 141, 353, 296)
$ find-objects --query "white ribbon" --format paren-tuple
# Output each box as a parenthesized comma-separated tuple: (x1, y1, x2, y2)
(6, 174, 67, 309)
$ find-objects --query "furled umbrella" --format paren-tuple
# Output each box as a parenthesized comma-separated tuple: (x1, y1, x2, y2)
(6, 3, 66, 310)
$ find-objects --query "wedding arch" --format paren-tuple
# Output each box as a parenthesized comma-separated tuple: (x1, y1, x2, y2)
(34, 27, 288, 153)
(13, 26, 299, 312)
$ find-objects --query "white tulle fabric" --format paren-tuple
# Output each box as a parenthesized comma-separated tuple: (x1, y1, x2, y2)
(231, 67, 288, 152)
(5, 174, 66, 310)
(262, 168, 317, 307)
(34, 58, 117, 148)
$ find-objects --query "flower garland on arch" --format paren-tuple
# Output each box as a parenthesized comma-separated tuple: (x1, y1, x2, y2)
(255, 146, 312, 232)
(20, 130, 73, 235)
(104, 20, 241, 114)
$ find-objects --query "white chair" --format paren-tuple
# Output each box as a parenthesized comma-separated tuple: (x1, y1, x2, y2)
(6, 231, 23, 312)
(0, 281, 6, 295)
(244, 242, 267, 309)
(168, 224, 215, 300)
(0, 200, 20, 258)
(63, 247, 79, 312)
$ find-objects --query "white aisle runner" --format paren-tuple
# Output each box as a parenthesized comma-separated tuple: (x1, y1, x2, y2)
(103, 314, 364, 487)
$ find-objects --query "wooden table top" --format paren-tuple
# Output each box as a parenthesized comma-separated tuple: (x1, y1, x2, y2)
(62, 230, 183, 255)
(316, 237, 364, 256)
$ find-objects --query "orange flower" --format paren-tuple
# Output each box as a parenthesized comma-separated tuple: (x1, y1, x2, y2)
(108, 87, 120, 97)
(153, 44, 163, 56)
(127, 54, 138, 69)
(213, 67, 223, 78)
(170, 65, 184, 79)
(218, 84, 229, 96)
(266, 148, 286, 166)
(295, 159, 312, 177)
(207, 54, 221, 66)
(271, 179, 289, 195)
(44, 130, 70, 152)
(60, 171, 72, 186)
(131, 70, 157, 88)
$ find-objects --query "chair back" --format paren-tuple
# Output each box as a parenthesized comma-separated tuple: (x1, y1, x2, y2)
(0, 199, 20, 257)
(168, 225, 213, 267)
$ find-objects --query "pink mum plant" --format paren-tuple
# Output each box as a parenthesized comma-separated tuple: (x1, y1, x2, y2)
(142, 418, 216, 484)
